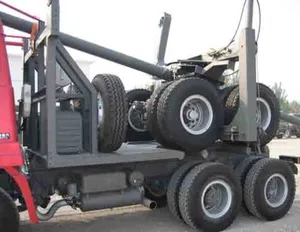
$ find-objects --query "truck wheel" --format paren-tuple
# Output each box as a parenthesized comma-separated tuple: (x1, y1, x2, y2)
(146, 82, 180, 149)
(244, 158, 295, 220)
(0, 187, 20, 232)
(92, 74, 127, 152)
(276, 134, 283, 139)
(225, 83, 280, 146)
(167, 160, 203, 221)
(157, 78, 224, 151)
(234, 156, 263, 211)
(219, 85, 237, 125)
(285, 129, 291, 138)
(126, 89, 152, 142)
(179, 162, 242, 232)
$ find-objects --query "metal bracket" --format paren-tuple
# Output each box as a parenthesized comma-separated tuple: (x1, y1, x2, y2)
(157, 12, 171, 66)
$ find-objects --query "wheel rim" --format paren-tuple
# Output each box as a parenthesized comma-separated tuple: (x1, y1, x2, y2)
(256, 97, 271, 131)
(264, 173, 288, 208)
(128, 101, 147, 132)
(201, 180, 233, 219)
(97, 93, 104, 126)
(180, 94, 213, 135)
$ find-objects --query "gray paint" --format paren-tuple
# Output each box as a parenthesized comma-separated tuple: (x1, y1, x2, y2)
(0, 10, 173, 81)
(157, 12, 171, 66)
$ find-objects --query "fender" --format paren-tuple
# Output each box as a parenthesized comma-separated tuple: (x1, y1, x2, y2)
(3, 166, 38, 223)
(0, 19, 38, 224)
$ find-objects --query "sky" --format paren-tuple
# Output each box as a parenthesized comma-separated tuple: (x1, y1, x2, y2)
(3, 0, 300, 101)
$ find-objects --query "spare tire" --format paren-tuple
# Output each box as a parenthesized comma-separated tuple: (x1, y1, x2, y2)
(157, 78, 224, 151)
(146, 82, 180, 149)
(126, 89, 152, 142)
(92, 74, 127, 152)
(225, 83, 280, 145)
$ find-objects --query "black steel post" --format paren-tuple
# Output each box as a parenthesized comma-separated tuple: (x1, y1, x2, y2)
(44, 0, 59, 158)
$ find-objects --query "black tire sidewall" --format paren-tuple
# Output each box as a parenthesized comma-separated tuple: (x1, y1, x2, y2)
(186, 164, 241, 231)
(92, 74, 127, 152)
(257, 84, 280, 145)
(126, 89, 152, 141)
(161, 78, 223, 151)
(147, 82, 180, 149)
(251, 160, 295, 220)
(167, 160, 203, 220)
(0, 188, 19, 232)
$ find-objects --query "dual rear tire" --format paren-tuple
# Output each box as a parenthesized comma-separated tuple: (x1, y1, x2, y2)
(234, 156, 295, 220)
(167, 162, 242, 232)
(166, 158, 295, 232)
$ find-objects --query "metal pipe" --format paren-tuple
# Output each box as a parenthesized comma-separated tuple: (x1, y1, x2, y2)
(36, 199, 68, 221)
(59, 33, 173, 80)
(142, 197, 157, 209)
(246, 0, 254, 29)
(0, 11, 33, 33)
(80, 188, 143, 212)
(0, 11, 173, 80)
(280, 112, 300, 127)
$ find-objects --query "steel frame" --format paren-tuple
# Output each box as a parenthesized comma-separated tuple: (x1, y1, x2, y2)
(0, 0, 260, 168)
(0, 0, 184, 169)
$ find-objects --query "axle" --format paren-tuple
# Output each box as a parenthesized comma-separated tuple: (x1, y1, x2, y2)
(0, 11, 173, 81)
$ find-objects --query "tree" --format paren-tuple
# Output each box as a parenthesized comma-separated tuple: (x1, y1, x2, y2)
(290, 100, 300, 113)
(271, 82, 291, 112)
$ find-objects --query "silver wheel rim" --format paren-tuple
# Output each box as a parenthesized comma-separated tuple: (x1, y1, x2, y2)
(201, 180, 233, 219)
(97, 93, 104, 126)
(264, 173, 288, 208)
(128, 103, 147, 132)
(180, 94, 213, 135)
(256, 97, 271, 131)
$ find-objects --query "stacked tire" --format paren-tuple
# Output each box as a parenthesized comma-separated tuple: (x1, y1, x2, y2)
(125, 89, 152, 142)
(92, 74, 128, 152)
(222, 83, 280, 146)
(146, 78, 224, 151)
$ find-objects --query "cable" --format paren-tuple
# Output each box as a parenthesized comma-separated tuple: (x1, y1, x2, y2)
(223, 69, 239, 77)
(255, 0, 261, 42)
(223, 0, 248, 50)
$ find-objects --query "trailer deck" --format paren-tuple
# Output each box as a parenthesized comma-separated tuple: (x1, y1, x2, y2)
(29, 142, 184, 168)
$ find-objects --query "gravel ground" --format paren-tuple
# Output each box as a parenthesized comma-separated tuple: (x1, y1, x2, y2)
(20, 138, 300, 232)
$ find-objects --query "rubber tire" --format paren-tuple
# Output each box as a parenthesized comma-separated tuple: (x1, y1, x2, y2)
(244, 158, 295, 220)
(234, 156, 263, 211)
(178, 162, 242, 232)
(0, 187, 20, 232)
(219, 85, 237, 125)
(225, 83, 280, 146)
(146, 82, 180, 149)
(167, 160, 203, 221)
(126, 89, 152, 142)
(276, 134, 283, 139)
(157, 78, 224, 152)
(92, 74, 127, 152)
